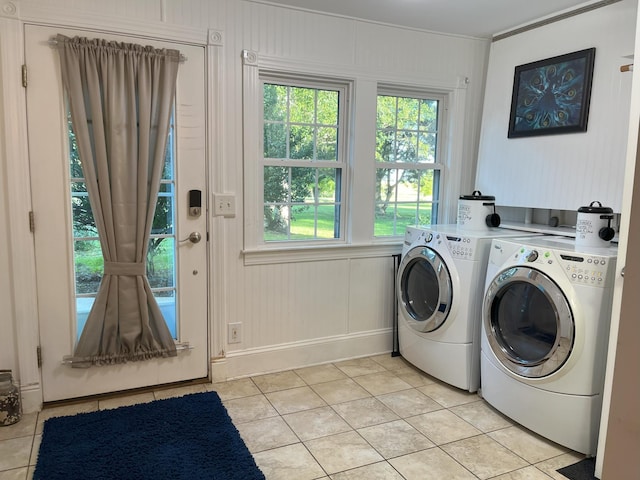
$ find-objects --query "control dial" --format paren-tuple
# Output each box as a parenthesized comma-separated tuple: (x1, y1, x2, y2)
(526, 250, 539, 262)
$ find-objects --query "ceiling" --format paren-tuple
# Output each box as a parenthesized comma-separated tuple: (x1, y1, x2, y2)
(254, 0, 601, 38)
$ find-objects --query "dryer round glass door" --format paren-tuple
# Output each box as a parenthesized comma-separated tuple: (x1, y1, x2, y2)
(397, 246, 452, 333)
(483, 267, 574, 378)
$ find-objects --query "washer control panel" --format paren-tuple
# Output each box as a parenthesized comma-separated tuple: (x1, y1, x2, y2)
(424, 233, 479, 260)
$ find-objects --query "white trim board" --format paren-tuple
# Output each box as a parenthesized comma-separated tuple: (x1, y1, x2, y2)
(211, 329, 394, 381)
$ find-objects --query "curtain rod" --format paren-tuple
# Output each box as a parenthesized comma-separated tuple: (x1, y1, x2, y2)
(48, 38, 187, 63)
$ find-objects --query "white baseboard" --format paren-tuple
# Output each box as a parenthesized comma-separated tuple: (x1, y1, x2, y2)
(210, 357, 228, 383)
(211, 329, 393, 381)
(20, 384, 43, 413)
(18, 331, 391, 407)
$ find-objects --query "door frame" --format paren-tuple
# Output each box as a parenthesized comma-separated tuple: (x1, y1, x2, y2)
(597, 5, 640, 476)
(27, 24, 213, 402)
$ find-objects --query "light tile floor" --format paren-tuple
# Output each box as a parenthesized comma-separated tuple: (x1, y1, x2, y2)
(0, 354, 587, 479)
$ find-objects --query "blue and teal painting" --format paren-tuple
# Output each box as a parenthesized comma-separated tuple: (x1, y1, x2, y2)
(508, 49, 595, 138)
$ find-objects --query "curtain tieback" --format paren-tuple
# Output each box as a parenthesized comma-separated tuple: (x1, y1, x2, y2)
(103, 261, 146, 276)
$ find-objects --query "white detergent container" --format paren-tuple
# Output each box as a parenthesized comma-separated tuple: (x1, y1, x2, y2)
(576, 201, 615, 248)
(458, 191, 500, 231)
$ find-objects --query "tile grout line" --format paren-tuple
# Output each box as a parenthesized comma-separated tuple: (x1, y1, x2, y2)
(0, 355, 584, 480)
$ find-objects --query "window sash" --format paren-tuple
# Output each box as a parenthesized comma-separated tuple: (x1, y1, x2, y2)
(375, 89, 446, 237)
(259, 74, 349, 244)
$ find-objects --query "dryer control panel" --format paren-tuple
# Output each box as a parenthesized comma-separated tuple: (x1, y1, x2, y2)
(516, 247, 616, 287)
(558, 253, 615, 287)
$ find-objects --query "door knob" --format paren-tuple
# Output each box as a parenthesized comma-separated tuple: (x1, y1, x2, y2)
(179, 232, 202, 244)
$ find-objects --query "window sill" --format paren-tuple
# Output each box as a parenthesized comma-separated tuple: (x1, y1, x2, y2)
(242, 242, 403, 266)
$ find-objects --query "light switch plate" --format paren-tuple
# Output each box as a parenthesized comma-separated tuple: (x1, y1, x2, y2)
(213, 193, 236, 217)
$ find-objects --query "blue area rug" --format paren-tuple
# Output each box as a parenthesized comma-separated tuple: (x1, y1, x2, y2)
(34, 391, 265, 480)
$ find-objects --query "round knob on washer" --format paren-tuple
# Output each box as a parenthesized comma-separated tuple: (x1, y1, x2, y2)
(526, 250, 539, 262)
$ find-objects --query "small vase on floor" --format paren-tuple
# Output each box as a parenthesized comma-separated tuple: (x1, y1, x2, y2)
(0, 369, 22, 426)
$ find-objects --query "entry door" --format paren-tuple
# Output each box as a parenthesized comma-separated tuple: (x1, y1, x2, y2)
(25, 25, 209, 402)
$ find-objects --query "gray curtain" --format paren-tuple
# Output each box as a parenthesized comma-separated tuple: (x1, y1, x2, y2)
(56, 34, 180, 367)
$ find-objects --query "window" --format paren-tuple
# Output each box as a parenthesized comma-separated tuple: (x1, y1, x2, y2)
(261, 76, 348, 243)
(374, 90, 444, 237)
(243, 53, 458, 258)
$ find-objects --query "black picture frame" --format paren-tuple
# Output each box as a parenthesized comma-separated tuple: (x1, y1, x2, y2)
(507, 48, 596, 138)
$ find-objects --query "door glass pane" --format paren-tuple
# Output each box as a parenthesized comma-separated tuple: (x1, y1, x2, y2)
(74, 239, 103, 294)
(492, 281, 558, 364)
(153, 184, 174, 235)
(156, 290, 177, 338)
(69, 113, 178, 340)
(147, 237, 175, 289)
(70, 183, 97, 235)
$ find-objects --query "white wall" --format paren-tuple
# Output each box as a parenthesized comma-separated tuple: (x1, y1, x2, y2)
(476, 0, 636, 213)
(0, 0, 490, 395)
(199, 0, 491, 377)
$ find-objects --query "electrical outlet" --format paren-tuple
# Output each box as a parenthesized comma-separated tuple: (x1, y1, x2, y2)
(228, 322, 242, 344)
(214, 193, 236, 217)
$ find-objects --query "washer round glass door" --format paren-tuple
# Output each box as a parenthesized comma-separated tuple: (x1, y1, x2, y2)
(397, 246, 452, 333)
(483, 266, 574, 378)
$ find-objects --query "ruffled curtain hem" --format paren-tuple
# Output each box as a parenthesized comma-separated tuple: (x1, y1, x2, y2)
(65, 347, 178, 368)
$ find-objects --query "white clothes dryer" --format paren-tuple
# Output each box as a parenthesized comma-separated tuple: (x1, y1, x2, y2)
(397, 224, 537, 392)
(481, 235, 617, 455)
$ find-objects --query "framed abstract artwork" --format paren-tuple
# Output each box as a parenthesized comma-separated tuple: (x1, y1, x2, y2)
(507, 48, 596, 138)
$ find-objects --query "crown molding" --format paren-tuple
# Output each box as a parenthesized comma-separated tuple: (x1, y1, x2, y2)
(12, 2, 208, 45)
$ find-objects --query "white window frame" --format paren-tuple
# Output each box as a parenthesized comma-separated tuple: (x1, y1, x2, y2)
(374, 85, 448, 238)
(259, 73, 349, 244)
(242, 51, 353, 254)
(241, 51, 468, 265)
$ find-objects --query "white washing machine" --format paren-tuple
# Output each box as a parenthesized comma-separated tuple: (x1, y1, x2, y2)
(481, 235, 617, 455)
(397, 224, 536, 392)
